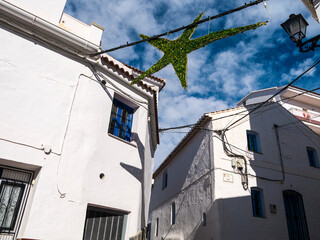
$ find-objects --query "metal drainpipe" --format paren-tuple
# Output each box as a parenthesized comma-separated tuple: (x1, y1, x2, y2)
(274, 124, 285, 182)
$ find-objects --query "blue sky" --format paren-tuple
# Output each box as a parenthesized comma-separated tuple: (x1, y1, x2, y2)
(64, 0, 320, 169)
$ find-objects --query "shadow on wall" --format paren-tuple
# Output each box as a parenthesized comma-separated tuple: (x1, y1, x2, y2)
(150, 129, 212, 212)
(160, 195, 279, 240)
(120, 132, 146, 227)
(244, 103, 320, 240)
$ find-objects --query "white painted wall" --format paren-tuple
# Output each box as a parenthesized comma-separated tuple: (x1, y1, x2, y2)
(149, 128, 214, 240)
(5, 0, 67, 24)
(0, 3, 157, 239)
(149, 97, 320, 240)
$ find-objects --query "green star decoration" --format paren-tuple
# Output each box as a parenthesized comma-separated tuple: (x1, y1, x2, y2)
(131, 13, 266, 89)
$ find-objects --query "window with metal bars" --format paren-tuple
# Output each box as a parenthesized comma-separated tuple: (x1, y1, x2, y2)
(0, 167, 32, 238)
(83, 206, 128, 240)
(283, 190, 309, 240)
(108, 98, 133, 142)
(251, 188, 264, 218)
(0, 182, 25, 232)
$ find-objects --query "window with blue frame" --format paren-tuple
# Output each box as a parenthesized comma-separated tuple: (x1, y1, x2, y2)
(108, 98, 133, 142)
(247, 130, 261, 153)
(306, 147, 319, 167)
(251, 188, 264, 218)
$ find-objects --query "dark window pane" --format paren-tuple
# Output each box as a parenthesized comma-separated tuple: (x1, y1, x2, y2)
(283, 190, 309, 240)
(83, 208, 127, 240)
(162, 172, 168, 190)
(171, 202, 175, 225)
(251, 189, 263, 218)
(306, 148, 317, 167)
(0, 182, 24, 231)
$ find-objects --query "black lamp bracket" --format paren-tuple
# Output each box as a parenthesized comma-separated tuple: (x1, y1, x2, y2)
(297, 34, 320, 52)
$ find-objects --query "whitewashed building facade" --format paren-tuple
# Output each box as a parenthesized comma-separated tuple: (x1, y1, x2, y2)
(0, 0, 165, 239)
(149, 86, 320, 240)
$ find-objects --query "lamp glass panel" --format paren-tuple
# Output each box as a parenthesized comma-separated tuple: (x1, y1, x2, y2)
(289, 19, 301, 36)
(299, 18, 307, 37)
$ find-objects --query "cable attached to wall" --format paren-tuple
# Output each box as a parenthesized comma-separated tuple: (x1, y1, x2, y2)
(219, 129, 249, 190)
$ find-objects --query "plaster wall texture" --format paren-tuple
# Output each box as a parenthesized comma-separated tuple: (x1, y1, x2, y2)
(0, 15, 155, 240)
(59, 13, 104, 46)
(150, 128, 215, 240)
(149, 101, 320, 240)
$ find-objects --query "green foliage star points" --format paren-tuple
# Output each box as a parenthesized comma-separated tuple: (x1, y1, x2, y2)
(131, 13, 266, 89)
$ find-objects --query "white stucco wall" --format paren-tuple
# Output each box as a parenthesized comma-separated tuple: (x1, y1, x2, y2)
(210, 103, 320, 240)
(5, 0, 67, 24)
(149, 101, 320, 240)
(0, 14, 155, 240)
(149, 127, 215, 240)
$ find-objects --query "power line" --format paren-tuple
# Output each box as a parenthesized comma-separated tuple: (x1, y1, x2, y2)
(159, 86, 320, 133)
(227, 85, 320, 131)
(224, 57, 320, 131)
(220, 55, 320, 189)
(90, 0, 267, 57)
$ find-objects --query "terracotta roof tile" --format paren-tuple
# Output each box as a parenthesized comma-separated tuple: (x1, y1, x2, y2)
(124, 63, 166, 86)
(101, 56, 156, 94)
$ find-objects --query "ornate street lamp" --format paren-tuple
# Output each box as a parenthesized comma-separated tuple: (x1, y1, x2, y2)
(281, 13, 320, 52)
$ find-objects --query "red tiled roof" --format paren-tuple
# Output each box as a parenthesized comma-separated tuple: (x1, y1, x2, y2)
(101, 56, 156, 94)
(124, 63, 166, 89)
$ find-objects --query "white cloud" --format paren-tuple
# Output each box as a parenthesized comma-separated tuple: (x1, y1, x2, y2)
(154, 93, 229, 168)
(281, 58, 317, 83)
(64, 0, 320, 169)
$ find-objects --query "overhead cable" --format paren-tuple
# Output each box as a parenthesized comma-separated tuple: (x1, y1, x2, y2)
(90, 0, 267, 57)
(224, 57, 320, 131)
(159, 86, 320, 133)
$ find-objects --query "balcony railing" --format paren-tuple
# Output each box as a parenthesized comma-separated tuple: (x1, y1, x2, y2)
(288, 107, 320, 126)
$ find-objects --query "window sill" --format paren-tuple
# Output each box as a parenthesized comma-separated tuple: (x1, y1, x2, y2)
(108, 133, 137, 148)
(310, 165, 320, 169)
(248, 150, 263, 155)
